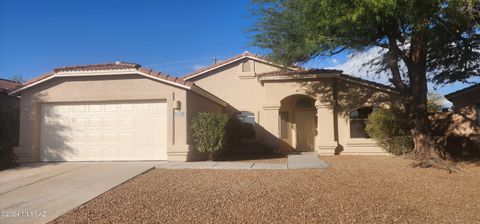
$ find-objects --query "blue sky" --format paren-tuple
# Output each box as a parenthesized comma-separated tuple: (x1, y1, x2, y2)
(0, 0, 279, 78)
(0, 0, 476, 101)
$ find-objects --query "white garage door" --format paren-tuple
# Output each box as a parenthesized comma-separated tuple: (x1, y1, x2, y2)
(40, 101, 167, 161)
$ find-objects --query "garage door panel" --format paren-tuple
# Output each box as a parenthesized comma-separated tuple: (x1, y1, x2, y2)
(41, 101, 167, 161)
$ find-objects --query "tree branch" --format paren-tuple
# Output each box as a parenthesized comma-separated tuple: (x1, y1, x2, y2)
(386, 45, 408, 96)
(374, 43, 389, 48)
(387, 35, 415, 82)
(330, 47, 347, 55)
(388, 63, 408, 95)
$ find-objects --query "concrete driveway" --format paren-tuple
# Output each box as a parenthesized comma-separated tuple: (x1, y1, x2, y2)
(0, 162, 160, 224)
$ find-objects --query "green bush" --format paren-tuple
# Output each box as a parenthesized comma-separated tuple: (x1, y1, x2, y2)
(365, 107, 413, 156)
(191, 113, 238, 160)
(0, 108, 19, 170)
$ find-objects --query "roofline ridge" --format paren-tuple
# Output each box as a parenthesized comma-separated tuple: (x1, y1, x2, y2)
(0, 77, 21, 83)
(181, 52, 297, 80)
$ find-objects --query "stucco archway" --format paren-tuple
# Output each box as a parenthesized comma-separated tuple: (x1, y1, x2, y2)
(279, 94, 317, 152)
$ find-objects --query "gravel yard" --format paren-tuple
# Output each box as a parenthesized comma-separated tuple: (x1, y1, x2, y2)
(51, 156, 480, 224)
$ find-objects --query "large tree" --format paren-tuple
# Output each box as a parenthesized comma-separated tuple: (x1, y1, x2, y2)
(251, 0, 479, 165)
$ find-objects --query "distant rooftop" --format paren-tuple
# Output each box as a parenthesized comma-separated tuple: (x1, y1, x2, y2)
(0, 78, 21, 93)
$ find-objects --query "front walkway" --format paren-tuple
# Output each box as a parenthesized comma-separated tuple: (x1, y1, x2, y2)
(155, 152, 328, 170)
(0, 162, 156, 224)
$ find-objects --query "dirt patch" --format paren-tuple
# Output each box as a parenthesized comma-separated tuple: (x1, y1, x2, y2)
(51, 156, 480, 224)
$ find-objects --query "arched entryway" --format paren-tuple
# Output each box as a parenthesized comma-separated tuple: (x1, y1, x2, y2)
(279, 95, 316, 152)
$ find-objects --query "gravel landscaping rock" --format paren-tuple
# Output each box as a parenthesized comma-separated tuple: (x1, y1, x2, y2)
(51, 156, 480, 224)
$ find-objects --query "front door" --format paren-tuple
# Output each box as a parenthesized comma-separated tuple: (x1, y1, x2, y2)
(295, 110, 315, 151)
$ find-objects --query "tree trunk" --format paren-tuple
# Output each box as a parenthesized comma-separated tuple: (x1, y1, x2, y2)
(409, 102, 442, 161)
(407, 31, 444, 162)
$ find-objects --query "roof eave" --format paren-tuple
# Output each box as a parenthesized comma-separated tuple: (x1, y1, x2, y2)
(190, 85, 228, 107)
(258, 73, 340, 82)
(8, 66, 227, 107)
(258, 73, 399, 94)
(183, 55, 298, 81)
(337, 75, 399, 94)
(10, 68, 192, 95)
(444, 84, 480, 100)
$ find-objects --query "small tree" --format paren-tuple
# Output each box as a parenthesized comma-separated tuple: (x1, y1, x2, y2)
(366, 107, 414, 156)
(8, 75, 24, 83)
(191, 113, 233, 160)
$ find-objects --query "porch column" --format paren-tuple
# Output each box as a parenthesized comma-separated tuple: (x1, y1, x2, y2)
(262, 102, 281, 149)
(315, 101, 338, 154)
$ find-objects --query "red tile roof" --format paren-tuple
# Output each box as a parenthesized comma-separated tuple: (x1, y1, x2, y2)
(53, 62, 140, 72)
(257, 69, 397, 92)
(338, 73, 397, 92)
(181, 52, 299, 80)
(257, 68, 342, 77)
(13, 62, 193, 93)
(20, 71, 55, 88)
(137, 67, 192, 87)
(0, 78, 21, 93)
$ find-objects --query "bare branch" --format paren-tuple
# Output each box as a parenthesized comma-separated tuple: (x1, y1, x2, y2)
(388, 35, 414, 81)
(386, 43, 408, 95)
(330, 47, 347, 55)
(387, 65, 408, 95)
(374, 43, 389, 48)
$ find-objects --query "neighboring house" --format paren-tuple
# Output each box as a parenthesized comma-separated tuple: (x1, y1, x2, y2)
(445, 83, 480, 124)
(0, 78, 21, 112)
(434, 84, 480, 158)
(10, 52, 400, 162)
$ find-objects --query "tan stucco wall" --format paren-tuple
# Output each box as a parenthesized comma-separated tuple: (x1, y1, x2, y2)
(192, 60, 399, 155)
(191, 59, 281, 142)
(181, 90, 225, 160)
(448, 89, 480, 122)
(334, 80, 397, 155)
(15, 74, 223, 162)
(262, 78, 396, 154)
(277, 94, 316, 151)
(191, 59, 279, 112)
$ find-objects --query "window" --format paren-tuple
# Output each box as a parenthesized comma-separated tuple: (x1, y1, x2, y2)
(349, 107, 374, 138)
(241, 61, 251, 72)
(279, 112, 289, 139)
(237, 111, 255, 139)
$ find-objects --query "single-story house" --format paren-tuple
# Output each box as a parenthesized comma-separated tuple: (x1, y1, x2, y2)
(10, 52, 400, 162)
(434, 83, 480, 158)
(445, 83, 480, 124)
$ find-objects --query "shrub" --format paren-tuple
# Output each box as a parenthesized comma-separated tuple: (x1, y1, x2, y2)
(227, 116, 242, 147)
(191, 113, 238, 160)
(365, 107, 413, 156)
(0, 108, 19, 170)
